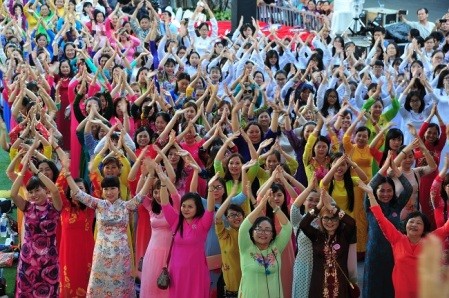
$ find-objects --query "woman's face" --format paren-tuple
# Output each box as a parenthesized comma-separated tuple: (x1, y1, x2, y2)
(275, 74, 287, 87)
(210, 69, 221, 81)
(266, 154, 280, 172)
(307, 1, 316, 10)
(136, 130, 150, 147)
(138, 69, 148, 82)
(189, 54, 200, 66)
(376, 182, 394, 203)
(167, 148, 180, 166)
(252, 220, 274, 247)
(132, 85, 141, 96)
(326, 91, 338, 106)
(321, 210, 340, 234)
(258, 112, 270, 127)
(432, 52, 444, 65)
(227, 209, 243, 229)
(85, 100, 99, 113)
(411, 63, 423, 77)
(409, 95, 421, 111)
(218, 104, 230, 117)
(354, 130, 369, 148)
(124, 22, 132, 33)
(209, 180, 225, 203)
(370, 101, 383, 118)
(27, 186, 48, 205)
(243, 27, 253, 38)
(95, 12, 105, 23)
(303, 124, 315, 140)
(254, 73, 264, 85)
(341, 114, 352, 129)
(198, 24, 209, 38)
(40, 5, 49, 16)
(304, 192, 320, 211)
(103, 162, 120, 177)
(60, 61, 71, 75)
(228, 156, 242, 176)
(181, 198, 197, 220)
(246, 125, 262, 144)
(98, 127, 108, 139)
(155, 116, 168, 133)
(214, 43, 224, 54)
(386, 44, 397, 56)
(268, 55, 278, 66)
(152, 188, 161, 204)
(65, 45, 76, 59)
(425, 126, 439, 143)
(38, 162, 54, 181)
(177, 79, 190, 93)
(401, 151, 415, 169)
(333, 38, 342, 48)
(272, 190, 285, 207)
(37, 36, 47, 47)
(184, 106, 196, 121)
(76, 181, 86, 192)
(406, 216, 425, 238)
(102, 186, 120, 203)
(314, 140, 328, 158)
(332, 159, 348, 179)
(389, 136, 403, 151)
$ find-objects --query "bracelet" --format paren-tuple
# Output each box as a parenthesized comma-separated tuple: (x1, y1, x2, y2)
(273, 206, 280, 214)
(401, 150, 407, 155)
(160, 185, 167, 187)
(54, 146, 60, 151)
(19, 136, 24, 140)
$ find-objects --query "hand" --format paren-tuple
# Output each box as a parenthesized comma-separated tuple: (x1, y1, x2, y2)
(241, 158, 257, 170)
(407, 123, 418, 137)
(208, 172, 220, 187)
(259, 138, 274, 150)
(357, 180, 373, 194)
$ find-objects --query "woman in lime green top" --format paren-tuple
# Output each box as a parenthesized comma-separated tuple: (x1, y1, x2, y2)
(238, 190, 292, 298)
(214, 132, 259, 216)
(362, 83, 400, 143)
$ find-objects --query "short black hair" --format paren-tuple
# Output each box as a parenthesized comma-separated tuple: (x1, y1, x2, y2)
(101, 176, 120, 189)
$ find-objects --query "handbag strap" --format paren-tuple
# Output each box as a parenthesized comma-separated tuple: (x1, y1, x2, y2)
(165, 233, 175, 267)
(334, 260, 355, 289)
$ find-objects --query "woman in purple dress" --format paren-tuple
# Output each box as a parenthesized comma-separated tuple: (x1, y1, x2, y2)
(11, 152, 62, 297)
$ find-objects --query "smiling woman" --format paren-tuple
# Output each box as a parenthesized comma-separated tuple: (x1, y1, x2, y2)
(362, 181, 449, 298)
(238, 189, 292, 298)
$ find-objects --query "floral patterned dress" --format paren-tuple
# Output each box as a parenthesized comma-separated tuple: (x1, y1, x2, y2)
(16, 200, 60, 297)
(74, 191, 144, 298)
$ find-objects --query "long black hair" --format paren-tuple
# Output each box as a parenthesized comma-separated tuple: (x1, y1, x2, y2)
(328, 153, 355, 212)
(380, 128, 404, 167)
(175, 192, 205, 238)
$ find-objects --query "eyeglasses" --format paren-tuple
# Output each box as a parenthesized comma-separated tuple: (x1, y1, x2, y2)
(227, 213, 243, 219)
(211, 185, 224, 191)
(254, 228, 273, 235)
(244, 90, 253, 94)
(322, 216, 339, 223)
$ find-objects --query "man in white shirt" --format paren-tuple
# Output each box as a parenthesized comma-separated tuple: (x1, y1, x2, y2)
(400, 8, 435, 38)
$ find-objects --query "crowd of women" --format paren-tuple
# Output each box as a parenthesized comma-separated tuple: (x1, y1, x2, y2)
(1, 0, 449, 296)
